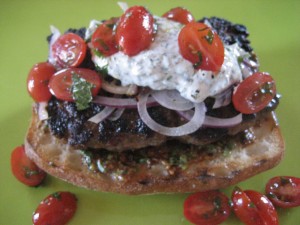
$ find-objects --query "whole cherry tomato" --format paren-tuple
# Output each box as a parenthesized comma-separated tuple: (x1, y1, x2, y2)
(116, 6, 155, 56)
(232, 187, 278, 225)
(232, 72, 276, 114)
(27, 62, 56, 102)
(183, 190, 231, 225)
(49, 68, 101, 102)
(162, 7, 195, 24)
(33, 191, 77, 225)
(178, 22, 224, 72)
(266, 176, 300, 208)
(11, 145, 46, 186)
(91, 17, 119, 57)
(51, 33, 87, 68)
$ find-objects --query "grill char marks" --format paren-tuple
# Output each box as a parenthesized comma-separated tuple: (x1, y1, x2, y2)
(46, 98, 232, 151)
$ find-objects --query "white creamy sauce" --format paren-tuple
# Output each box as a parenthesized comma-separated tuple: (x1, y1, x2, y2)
(90, 17, 249, 103)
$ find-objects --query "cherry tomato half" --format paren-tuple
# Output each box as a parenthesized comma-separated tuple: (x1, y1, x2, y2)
(232, 187, 278, 225)
(178, 22, 224, 72)
(91, 17, 119, 57)
(232, 72, 276, 114)
(162, 7, 195, 24)
(49, 68, 101, 102)
(33, 191, 77, 225)
(183, 190, 231, 225)
(27, 62, 56, 102)
(11, 145, 46, 186)
(52, 33, 87, 68)
(116, 6, 155, 56)
(266, 176, 300, 208)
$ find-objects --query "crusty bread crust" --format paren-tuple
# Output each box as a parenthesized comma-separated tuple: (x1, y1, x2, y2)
(25, 106, 284, 195)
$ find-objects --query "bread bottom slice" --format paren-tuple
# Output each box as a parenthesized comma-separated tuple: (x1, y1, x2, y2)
(25, 108, 284, 195)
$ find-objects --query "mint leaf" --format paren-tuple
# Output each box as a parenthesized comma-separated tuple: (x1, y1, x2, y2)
(71, 73, 95, 110)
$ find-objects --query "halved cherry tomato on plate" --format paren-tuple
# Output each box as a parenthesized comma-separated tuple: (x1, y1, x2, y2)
(232, 72, 276, 114)
(183, 190, 231, 225)
(11, 145, 46, 186)
(178, 22, 224, 72)
(116, 6, 155, 56)
(232, 187, 278, 225)
(266, 176, 300, 208)
(51, 33, 87, 68)
(27, 62, 56, 102)
(33, 191, 77, 225)
(91, 17, 119, 57)
(49, 68, 101, 102)
(162, 7, 195, 24)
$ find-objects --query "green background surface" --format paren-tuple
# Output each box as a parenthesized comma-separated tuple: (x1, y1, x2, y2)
(0, 0, 299, 224)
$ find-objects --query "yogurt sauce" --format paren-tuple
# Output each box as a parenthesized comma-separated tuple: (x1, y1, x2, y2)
(89, 17, 249, 103)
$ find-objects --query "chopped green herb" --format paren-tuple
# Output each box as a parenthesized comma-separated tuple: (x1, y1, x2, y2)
(213, 196, 222, 211)
(204, 30, 214, 44)
(193, 51, 203, 69)
(71, 73, 95, 110)
(52, 192, 62, 200)
(97, 39, 110, 51)
(24, 167, 39, 178)
(248, 202, 255, 208)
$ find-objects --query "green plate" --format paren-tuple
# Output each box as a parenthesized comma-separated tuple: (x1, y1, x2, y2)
(1, 0, 299, 224)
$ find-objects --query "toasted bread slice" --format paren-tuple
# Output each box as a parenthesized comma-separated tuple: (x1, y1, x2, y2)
(25, 106, 284, 195)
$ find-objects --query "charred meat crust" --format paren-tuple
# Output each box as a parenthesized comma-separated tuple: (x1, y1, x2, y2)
(45, 17, 276, 151)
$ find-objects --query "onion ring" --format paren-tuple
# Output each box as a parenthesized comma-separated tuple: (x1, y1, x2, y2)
(152, 90, 194, 111)
(93, 95, 157, 108)
(88, 106, 115, 123)
(102, 80, 138, 96)
(107, 108, 125, 121)
(177, 110, 242, 128)
(137, 90, 206, 136)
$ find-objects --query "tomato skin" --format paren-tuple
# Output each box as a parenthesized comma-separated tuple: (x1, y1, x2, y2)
(178, 22, 224, 72)
(11, 145, 46, 186)
(52, 33, 87, 68)
(91, 18, 119, 57)
(27, 62, 56, 102)
(266, 176, 300, 208)
(33, 191, 77, 225)
(232, 72, 276, 114)
(183, 190, 231, 225)
(162, 7, 195, 24)
(116, 6, 155, 56)
(49, 68, 101, 102)
(232, 187, 278, 225)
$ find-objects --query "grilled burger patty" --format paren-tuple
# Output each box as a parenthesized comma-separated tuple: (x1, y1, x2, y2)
(45, 17, 276, 151)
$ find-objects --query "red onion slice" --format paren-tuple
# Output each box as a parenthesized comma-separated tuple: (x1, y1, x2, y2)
(93, 96, 157, 108)
(107, 108, 125, 121)
(137, 91, 206, 136)
(102, 80, 138, 96)
(152, 90, 194, 111)
(37, 102, 49, 121)
(177, 110, 242, 128)
(88, 106, 115, 123)
(213, 88, 232, 109)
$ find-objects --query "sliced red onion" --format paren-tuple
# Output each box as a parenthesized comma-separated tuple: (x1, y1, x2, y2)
(176, 110, 242, 128)
(37, 102, 49, 121)
(88, 106, 115, 123)
(137, 91, 206, 136)
(102, 80, 138, 96)
(93, 95, 157, 108)
(48, 25, 61, 66)
(107, 108, 125, 121)
(213, 88, 232, 109)
(152, 90, 194, 111)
